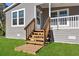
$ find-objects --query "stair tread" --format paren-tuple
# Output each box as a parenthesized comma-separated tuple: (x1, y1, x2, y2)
(35, 30, 44, 32)
(29, 37, 44, 39)
(29, 36, 44, 38)
(32, 35, 44, 38)
(26, 41, 44, 45)
(33, 32, 44, 35)
(34, 31, 44, 32)
(29, 37, 44, 41)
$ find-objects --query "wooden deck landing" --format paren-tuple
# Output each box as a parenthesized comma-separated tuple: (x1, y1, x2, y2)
(15, 44, 43, 54)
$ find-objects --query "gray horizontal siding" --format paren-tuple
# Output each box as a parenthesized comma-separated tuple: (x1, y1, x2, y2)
(53, 29, 79, 43)
(6, 3, 40, 39)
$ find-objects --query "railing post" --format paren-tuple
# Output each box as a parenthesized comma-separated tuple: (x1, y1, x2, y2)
(49, 17, 50, 30)
(44, 29, 46, 45)
(26, 29, 27, 40)
(26, 29, 27, 41)
(34, 19, 35, 31)
(57, 18, 59, 30)
(49, 17, 51, 39)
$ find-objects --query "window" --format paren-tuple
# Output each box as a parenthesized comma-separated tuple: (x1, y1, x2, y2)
(51, 8, 69, 26)
(11, 8, 25, 27)
(51, 12, 57, 17)
(51, 9, 69, 17)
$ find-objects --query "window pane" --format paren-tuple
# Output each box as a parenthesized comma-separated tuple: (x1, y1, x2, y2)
(13, 12, 17, 18)
(19, 10, 24, 17)
(51, 12, 57, 17)
(59, 10, 67, 17)
(19, 18, 24, 25)
(13, 19, 17, 25)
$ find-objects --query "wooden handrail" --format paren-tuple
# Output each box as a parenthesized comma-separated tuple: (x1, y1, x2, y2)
(42, 17, 50, 42)
(24, 18, 35, 39)
(42, 17, 50, 30)
(24, 18, 35, 30)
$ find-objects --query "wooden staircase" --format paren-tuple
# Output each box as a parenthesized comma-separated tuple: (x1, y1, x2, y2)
(24, 17, 50, 45)
(27, 30, 45, 45)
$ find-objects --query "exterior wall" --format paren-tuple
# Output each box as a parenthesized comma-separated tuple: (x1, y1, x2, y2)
(53, 29, 79, 43)
(6, 3, 40, 39)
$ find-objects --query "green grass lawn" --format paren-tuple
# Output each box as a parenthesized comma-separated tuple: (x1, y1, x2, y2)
(1, 37, 79, 56)
(0, 37, 34, 56)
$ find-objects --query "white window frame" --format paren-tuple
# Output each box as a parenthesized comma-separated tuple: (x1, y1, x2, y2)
(11, 8, 25, 27)
(51, 8, 69, 17)
(51, 8, 69, 26)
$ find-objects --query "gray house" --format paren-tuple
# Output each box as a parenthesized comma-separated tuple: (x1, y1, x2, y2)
(3, 3, 79, 44)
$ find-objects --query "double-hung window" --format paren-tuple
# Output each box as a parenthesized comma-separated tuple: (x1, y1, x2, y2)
(11, 8, 25, 27)
(51, 8, 69, 26)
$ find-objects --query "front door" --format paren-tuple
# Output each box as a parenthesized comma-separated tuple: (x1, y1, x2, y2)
(36, 8, 42, 30)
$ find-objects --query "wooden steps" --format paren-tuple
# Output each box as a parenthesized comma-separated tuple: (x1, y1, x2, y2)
(24, 17, 50, 45)
(32, 35, 44, 38)
(15, 17, 50, 54)
(26, 41, 44, 45)
(33, 32, 44, 35)
(29, 37, 44, 41)
(27, 30, 45, 45)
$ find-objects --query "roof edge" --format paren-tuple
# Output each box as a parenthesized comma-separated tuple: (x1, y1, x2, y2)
(3, 3, 20, 12)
